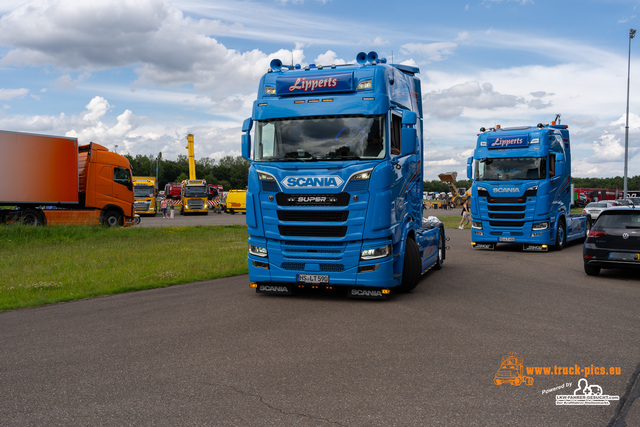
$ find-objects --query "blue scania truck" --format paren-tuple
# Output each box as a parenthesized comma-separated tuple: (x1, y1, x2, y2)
(466, 116, 590, 251)
(241, 51, 445, 298)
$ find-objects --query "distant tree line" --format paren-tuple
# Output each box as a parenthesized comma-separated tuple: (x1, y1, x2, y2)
(423, 176, 640, 193)
(124, 152, 640, 194)
(572, 176, 640, 190)
(423, 179, 472, 193)
(124, 153, 250, 191)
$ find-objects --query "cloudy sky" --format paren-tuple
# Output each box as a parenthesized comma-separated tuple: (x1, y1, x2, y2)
(0, 0, 639, 180)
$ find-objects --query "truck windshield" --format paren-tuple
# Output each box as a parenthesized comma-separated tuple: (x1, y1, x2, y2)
(475, 157, 546, 181)
(134, 186, 154, 197)
(254, 115, 385, 161)
(184, 186, 207, 197)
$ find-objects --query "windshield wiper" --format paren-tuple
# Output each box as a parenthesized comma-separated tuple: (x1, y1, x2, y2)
(321, 155, 362, 160)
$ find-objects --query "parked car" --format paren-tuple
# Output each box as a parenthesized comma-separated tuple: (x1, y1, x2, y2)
(618, 197, 640, 207)
(583, 206, 640, 276)
(582, 201, 617, 220)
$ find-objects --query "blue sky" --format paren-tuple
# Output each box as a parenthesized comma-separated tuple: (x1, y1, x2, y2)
(0, 0, 639, 180)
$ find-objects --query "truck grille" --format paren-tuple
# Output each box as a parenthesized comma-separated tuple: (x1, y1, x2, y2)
(489, 221, 525, 228)
(135, 201, 150, 211)
(276, 193, 350, 207)
(279, 225, 347, 237)
(277, 210, 348, 222)
(188, 200, 205, 210)
(489, 213, 525, 219)
(280, 262, 345, 272)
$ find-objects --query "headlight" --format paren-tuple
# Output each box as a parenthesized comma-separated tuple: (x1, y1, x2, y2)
(249, 244, 268, 257)
(472, 221, 483, 229)
(349, 169, 372, 181)
(258, 172, 276, 181)
(361, 244, 391, 260)
(264, 86, 276, 95)
(356, 79, 372, 90)
(532, 222, 549, 231)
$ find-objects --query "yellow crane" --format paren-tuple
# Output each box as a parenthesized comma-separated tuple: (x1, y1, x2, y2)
(180, 134, 208, 215)
(186, 133, 197, 180)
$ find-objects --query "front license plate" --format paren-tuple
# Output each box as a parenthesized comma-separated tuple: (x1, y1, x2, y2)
(297, 274, 329, 284)
(499, 237, 516, 242)
(609, 252, 640, 261)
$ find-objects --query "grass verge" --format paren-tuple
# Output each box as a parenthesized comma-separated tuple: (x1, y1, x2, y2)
(2, 216, 469, 311)
(0, 225, 248, 311)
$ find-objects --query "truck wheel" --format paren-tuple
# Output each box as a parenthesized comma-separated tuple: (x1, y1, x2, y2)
(21, 208, 44, 226)
(554, 220, 566, 251)
(584, 263, 600, 276)
(435, 226, 445, 270)
(102, 210, 122, 227)
(398, 238, 421, 293)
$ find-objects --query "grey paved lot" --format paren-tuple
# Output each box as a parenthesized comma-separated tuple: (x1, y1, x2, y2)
(1, 218, 639, 426)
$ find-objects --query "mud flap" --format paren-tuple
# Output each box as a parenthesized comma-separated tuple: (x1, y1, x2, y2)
(523, 244, 548, 252)
(472, 242, 495, 250)
(347, 287, 389, 300)
(255, 284, 293, 295)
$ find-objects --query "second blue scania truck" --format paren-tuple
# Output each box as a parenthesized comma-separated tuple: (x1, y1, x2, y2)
(467, 116, 590, 251)
(241, 51, 446, 298)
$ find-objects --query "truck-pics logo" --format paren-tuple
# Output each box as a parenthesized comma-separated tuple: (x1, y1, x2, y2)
(281, 176, 344, 189)
(494, 352, 534, 386)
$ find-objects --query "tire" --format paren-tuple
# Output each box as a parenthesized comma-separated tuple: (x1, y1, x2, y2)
(102, 210, 122, 227)
(554, 220, 566, 251)
(434, 226, 446, 270)
(398, 238, 421, 293)
(584, 263, 601, 276)
(21, 208, 44, 226)
(134, 216, 141, 225)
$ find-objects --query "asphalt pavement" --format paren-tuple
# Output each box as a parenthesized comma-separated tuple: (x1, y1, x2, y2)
(1, 223, 639, 425)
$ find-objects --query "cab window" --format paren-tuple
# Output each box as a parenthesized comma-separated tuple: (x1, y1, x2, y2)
(390, 113, 401, 156)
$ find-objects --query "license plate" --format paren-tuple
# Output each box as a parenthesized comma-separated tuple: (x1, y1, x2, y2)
(609, 252, 640, 261)
(499, 237, 516, 242)
(297, 274, 329, 284)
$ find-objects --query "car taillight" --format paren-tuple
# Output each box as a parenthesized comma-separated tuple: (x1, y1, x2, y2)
(587, 230, 606, 237)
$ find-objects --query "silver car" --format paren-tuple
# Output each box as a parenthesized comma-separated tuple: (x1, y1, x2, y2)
(582, 201, 617, 220)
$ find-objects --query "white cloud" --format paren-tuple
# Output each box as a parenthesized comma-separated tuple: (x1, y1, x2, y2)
(0, 88, 28, 100)
(401, 41, 457, 62)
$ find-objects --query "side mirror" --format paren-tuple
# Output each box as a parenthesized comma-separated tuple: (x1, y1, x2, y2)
(400, 128, 417, 156)
(467, 156, 473, 180)
(241, 118, 253, 160)
(402, 111, 417, 126)
(399, 111, 418, 156)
